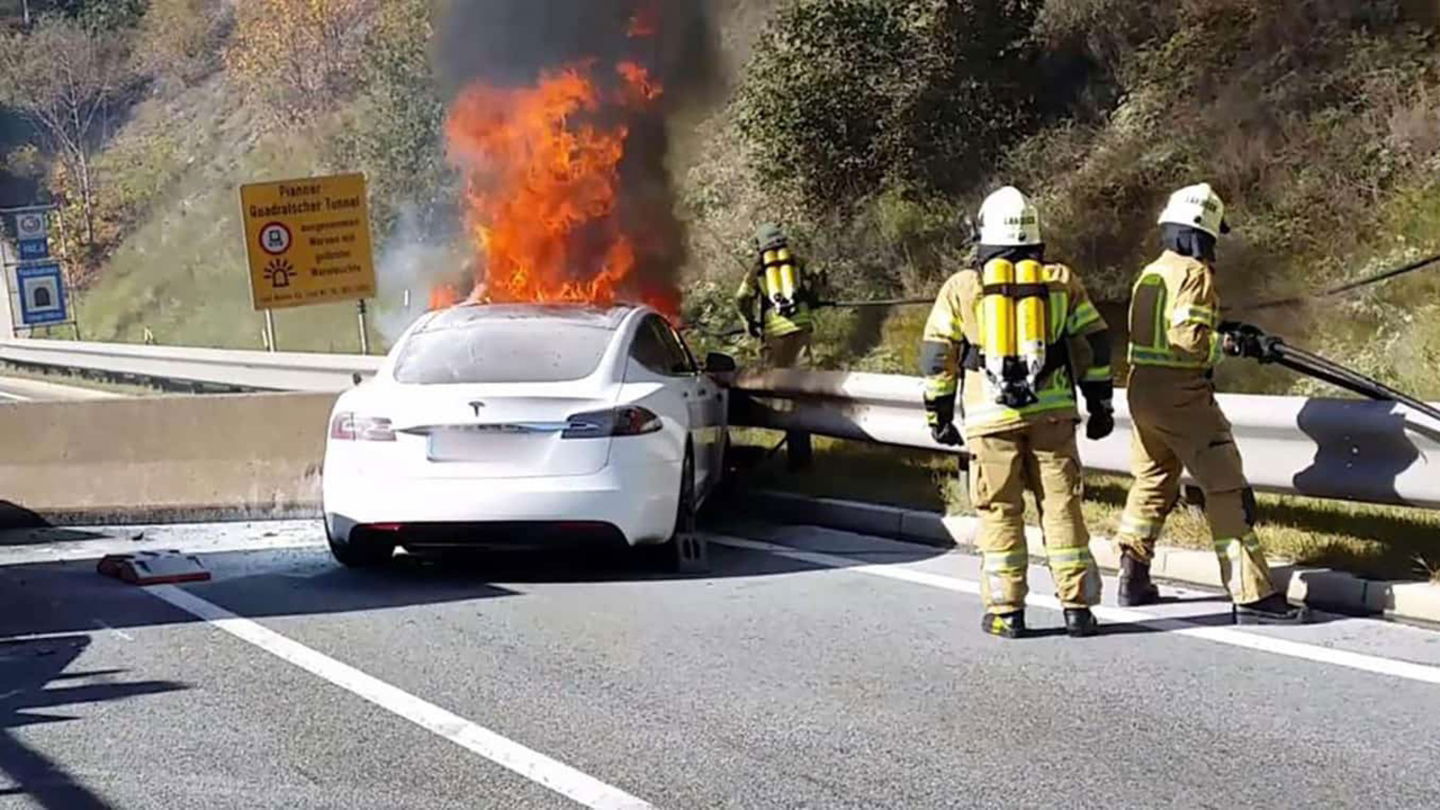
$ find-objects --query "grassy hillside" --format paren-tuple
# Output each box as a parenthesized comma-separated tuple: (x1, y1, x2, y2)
(684, 0, 1440, 400)
(21, 0, 1440, 398)
(75, 76, 379, 352)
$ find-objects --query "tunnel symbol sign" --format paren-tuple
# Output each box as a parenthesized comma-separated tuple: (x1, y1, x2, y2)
(16, 262, 66, 326)
(260, 222, 292, 256)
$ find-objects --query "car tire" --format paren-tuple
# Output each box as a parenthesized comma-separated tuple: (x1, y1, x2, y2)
(327, 525, 396, 568)
(644, 447, 708, 574)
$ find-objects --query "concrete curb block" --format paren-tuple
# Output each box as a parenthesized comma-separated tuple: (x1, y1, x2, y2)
(751, 490, 1440, 627)
(1374, 583, 1440, 628)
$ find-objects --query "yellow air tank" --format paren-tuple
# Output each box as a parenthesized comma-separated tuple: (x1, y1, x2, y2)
(775, 248, 797, 302)
(763, 250, 783, 301)
(1015, 259, 1048, 382)
(981, 259, 1017, 392)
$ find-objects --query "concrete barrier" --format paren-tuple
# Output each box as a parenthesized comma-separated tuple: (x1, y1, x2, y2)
(0, 393, 333, 527)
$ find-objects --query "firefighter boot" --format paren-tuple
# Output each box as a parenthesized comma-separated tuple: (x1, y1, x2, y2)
(981, 611, 1026, 639)
(1234, 593, 1309, 625)
(1118, 552, 1161, 607)
(1064, 608, 1099, 638)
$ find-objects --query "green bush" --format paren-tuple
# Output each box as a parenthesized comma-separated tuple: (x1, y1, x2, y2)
(734, 0, 1042, 213)
(717, 0, 1440, 397)
(327, 0, 451, 235)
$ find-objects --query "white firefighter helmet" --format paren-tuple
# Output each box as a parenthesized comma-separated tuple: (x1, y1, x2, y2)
(1158, 183, 1230, 237)
(977, 186, 1042, 247)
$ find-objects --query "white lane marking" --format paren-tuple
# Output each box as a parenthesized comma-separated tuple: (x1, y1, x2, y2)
(93, 619, 133, 642)
(0, 630, 99, 644)
(146, 585, 653, 810)
(711, 535, 1440, 687)
(0, 533, 323, 567)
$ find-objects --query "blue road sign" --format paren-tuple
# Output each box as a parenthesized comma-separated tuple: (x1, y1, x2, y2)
(16, 261, 68, 326)
(18, 238, 49, 260)
(13, 210, 49, 260)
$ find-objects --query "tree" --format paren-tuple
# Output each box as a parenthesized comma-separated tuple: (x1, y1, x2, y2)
(734, 0, 1042, 212)
(225, 0, 375, 124)
(330, 0, 449, 231)
(0, 15, 132, 250)
(135, 0, 231, 86)
(65, 0, 145, 30)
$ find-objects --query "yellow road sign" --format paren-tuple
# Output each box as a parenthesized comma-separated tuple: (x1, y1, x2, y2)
(240, 173, 377, 311)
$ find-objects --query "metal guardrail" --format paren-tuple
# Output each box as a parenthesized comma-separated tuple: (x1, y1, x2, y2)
(731, 370, 1440, 510)
(4, 337, 1438, 510)
(0, 339, 382, 392)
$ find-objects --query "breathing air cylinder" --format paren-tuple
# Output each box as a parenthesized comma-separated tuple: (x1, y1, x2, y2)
(763, 248, 799, 316)
(981, 259, 1017, 397)
(1015, 259, 1048, 388)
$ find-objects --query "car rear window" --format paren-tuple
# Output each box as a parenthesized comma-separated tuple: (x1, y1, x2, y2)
(393, 306, 621, 384)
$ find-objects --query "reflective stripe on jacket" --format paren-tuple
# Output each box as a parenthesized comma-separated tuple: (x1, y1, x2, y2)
(1127, 251, 1222, 373)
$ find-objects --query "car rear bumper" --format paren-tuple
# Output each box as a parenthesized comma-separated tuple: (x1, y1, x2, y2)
(322, 459, 681, 547)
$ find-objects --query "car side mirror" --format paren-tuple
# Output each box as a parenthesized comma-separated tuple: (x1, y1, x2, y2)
(351, 373, 363, 387)
(705, 352, 738, 374)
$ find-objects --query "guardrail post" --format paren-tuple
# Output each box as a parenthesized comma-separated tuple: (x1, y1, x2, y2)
(786, 430, 812, 471)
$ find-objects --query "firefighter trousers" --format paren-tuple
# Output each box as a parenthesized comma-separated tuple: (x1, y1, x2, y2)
(1116, 380, 1277, 604)
(969, 417, 1101, 613)
(763, 330, 812, 369)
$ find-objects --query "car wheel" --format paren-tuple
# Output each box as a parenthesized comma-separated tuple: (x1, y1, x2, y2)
(644, 447, 708, 574)
(327, 525, 396, 568)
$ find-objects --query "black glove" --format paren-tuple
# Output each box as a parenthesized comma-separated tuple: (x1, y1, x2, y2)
(1079, 379, 1115, 440)
(746, 320, 763, 338)
(930, 421, 963, 447)
(1219, 321, 1275, 362)
(1085, 404, 1115, 441)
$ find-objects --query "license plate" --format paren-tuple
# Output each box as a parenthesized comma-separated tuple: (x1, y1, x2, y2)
(427, 428, 532, 462)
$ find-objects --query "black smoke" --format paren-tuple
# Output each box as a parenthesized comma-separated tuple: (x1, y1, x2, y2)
(436, 0, 720, 309)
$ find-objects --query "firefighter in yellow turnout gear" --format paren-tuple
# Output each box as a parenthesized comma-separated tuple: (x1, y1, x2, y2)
(1116, 183, 1306, 624)
(734, 224, 823, 368)
(922, 187, 1115, 639)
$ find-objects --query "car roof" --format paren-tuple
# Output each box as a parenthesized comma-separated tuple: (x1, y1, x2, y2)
(416, 303, 641, 335)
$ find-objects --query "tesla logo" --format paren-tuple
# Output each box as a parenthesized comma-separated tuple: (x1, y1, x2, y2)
(469, 401, 486, 417)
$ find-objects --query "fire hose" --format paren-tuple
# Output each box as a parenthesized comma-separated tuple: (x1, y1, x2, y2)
(816, 297, 934, 309)
(684, 298, 934, 341)
(1219, 322, 1440, 422)
(1234, 251, 1440, 313)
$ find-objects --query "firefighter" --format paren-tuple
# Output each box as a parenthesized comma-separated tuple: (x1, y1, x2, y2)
(734, 224, 822, 368)
(1115, 183, 1307, 624)
(921, 187, 1114, 639)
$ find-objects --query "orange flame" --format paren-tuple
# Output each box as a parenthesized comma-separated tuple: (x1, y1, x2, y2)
(443, 61, 674, 318)
(627, 4, 658, 38)
(429, 283, 463, 311)
(617, 61, 662, 105)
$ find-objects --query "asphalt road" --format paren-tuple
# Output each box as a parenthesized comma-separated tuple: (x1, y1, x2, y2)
(2, 519, 1439, 809)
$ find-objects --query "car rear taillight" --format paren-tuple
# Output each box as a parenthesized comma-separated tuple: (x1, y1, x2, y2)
(329, 412, 397, 442)
(561, 406, 663, 439)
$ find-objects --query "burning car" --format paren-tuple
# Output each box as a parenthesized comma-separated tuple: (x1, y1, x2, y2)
(321, 303, 733, 567)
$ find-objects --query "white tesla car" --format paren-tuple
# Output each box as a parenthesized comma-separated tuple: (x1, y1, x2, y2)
(322, 303, 732, 568)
